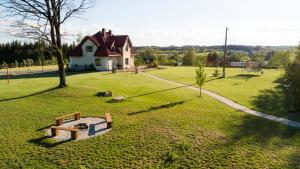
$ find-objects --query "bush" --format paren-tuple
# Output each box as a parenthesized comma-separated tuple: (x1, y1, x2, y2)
(212, 68, 221, 77)
(284, 61, 300, 112)
(165, 60, 178, 66)
(88, 64, 95, 71)
(147, 63, 157, 68)
(112, 66, 117, 73)
(14, 60, 19, 67)
(50, 56, 57, 65)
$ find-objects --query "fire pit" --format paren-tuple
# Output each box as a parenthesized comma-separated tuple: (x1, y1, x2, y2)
(74, 123, 89, 130)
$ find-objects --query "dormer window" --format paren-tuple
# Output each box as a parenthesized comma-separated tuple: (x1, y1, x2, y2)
(86, 46, 93, 52)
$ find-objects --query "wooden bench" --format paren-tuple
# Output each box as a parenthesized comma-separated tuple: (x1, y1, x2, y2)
(105, 113, 112, 129)
(51, 126, 79, 140)
(55, 112, 81, 126)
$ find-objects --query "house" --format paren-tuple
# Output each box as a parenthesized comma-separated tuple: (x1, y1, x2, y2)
(67, 28, 136, 71)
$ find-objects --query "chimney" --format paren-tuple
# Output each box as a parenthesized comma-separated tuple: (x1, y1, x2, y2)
(109, 30, 112, 36)
(102, 28, 106, 38)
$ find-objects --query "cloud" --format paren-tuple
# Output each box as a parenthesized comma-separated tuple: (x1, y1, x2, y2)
(0, 19, 14, 26)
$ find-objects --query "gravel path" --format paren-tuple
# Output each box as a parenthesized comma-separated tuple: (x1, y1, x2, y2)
(143, 72, 300, 129)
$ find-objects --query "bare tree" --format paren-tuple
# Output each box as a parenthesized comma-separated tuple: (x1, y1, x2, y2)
(0, 0, 95, 87)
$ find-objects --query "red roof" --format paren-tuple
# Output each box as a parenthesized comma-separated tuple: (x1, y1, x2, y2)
(67, 29, 135, 57)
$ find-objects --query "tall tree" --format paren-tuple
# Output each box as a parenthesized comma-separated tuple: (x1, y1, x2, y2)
(284, 44, 300, 112)
(183, 49, 196, 66)
(206, 51, 218, 66)
(1, 0, 94, 87)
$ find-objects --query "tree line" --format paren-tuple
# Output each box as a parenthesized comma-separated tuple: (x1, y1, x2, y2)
(0, 40, 75, 68)
(136, 47, 295, 69)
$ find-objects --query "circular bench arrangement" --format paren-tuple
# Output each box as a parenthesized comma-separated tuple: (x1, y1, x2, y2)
(48, 112, 112, 141)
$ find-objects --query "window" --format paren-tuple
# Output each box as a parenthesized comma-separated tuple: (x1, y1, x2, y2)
(125, 58, 129, 65)
(86, 46, 93, 52)
(125, 44, 129, 51)
(95, 58, 101, 66)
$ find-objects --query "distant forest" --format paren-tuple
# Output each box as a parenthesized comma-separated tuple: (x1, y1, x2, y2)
(0, 40, 75, 67)
(136, 45, 295, 56)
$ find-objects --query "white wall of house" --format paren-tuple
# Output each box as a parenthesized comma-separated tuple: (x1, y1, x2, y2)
(97, 57, 109, 71)
(122, 40, 133, 69)
(70, 40, 97, 67)
(110, 57, 119, 70)
(130, 55, 134, 66)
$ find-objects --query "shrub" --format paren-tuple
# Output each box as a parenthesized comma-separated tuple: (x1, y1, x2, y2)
(83, 64, 87, 71)
(112, 66, 117, 73)
(284, 61, 300, 112)
(14, 60, 19, 67)
(212, 68, 221, 77)
(89, 64, 95, 71)
(50, 56, 57, 65)
(165, 60, 178, 66)
(147, 63, 157, 68)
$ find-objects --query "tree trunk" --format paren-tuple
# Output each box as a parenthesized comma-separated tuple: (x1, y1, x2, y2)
(57, 51, 67, 87)
(53, 0, 67, 88)
(200, 87, 202, 97)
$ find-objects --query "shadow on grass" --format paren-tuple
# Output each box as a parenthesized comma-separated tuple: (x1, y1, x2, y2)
(0, 71, 58, 80)
(128, 101, 187, 116)
(88, 121, 108, 136)
(250, 77, 300, 121)
(128, 84, 196, 99)
(228, 74, 260, 81)
(0, 86, 59, 102)
(251, 88, 287, 116)
(222, 111, 300, 167)
(28, 136, 72, 149)
(0, 70, 98, 80)
(36, 124, 56, 131)
(231, 112, 299, 143)
(205, 77, 223, 82)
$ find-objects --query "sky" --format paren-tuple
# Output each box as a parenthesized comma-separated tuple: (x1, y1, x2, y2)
(1, 0, 300, 46)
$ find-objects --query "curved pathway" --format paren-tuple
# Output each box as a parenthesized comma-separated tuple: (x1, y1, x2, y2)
(143, 72, 300, 129)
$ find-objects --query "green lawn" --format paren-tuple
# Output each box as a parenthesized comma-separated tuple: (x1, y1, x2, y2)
(0, 71, 299, 168)
(148, 66, 300, 121)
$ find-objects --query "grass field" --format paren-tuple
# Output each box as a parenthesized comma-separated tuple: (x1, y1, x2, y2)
(0, 71, 299, 168)
(148, 66, 300, 121)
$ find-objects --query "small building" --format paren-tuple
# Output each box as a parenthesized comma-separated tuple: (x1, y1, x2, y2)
(67, 28, 136, 71)
(230, 62, 245, 68)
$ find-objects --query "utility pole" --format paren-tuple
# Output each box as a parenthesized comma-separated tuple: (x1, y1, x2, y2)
(222, 27, 228, 78)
